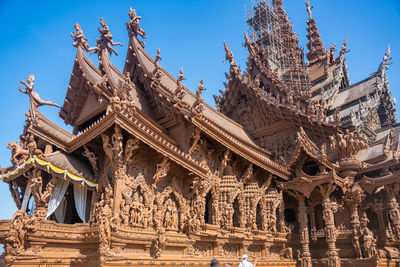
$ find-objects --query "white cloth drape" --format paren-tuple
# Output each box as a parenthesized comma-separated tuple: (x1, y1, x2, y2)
(73, 182, 87, 223)
(20, 181, 31, 211)
(54, 197, 67, 223)
(46, 178, 69, 219)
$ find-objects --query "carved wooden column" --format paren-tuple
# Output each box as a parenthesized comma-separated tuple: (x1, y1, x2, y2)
(297, 195, 312, 267)
(322, 195, 340, 267)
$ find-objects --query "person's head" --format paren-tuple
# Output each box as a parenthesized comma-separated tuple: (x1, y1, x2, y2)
(27, 74, 35, 83)
(210, 258, 220, 267)
(242, 254, 248, 260)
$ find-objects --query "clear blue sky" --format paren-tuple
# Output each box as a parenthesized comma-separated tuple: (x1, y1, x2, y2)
(0, 0, 399, 221)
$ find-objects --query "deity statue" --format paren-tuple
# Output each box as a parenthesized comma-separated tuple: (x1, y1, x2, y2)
(18, 74, 59, 108)
(305, 0, 313, 19)
(126, 7, 147, 47)
(153, 158, 170, 186)
(93, 18, 123, 57)
(71, 23, 95, 52)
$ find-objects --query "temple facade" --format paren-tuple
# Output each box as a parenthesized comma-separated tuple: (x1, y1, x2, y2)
(0, 1, 399, 266)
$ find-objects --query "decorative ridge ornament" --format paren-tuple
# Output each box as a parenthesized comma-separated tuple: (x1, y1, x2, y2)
(127, 7, 147, 47)
(71, 23, 95, 52)
(18, 74, 59, 108)
(174, 68, 186, 102)
(223, 41, 237, 73)
(91, 18, 123, 59)
(305, 0, 313, 19)
(339, 38, 350, 59)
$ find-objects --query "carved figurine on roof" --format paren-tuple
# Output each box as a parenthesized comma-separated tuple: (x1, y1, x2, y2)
(18, 74, 59, 108)
(71, 23, 96, 53)
(92, 18, 123, 58)
(126, 7, 147, 47)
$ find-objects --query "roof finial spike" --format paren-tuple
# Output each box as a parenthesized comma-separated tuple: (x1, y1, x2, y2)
(386, 45, 391, 58)
(223, 41, 237, 70)
(305, 0, 313, 19)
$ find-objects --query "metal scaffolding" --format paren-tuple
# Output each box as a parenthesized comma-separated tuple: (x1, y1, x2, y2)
(245, 0, 287, 72)
(245, 0, 311, 95)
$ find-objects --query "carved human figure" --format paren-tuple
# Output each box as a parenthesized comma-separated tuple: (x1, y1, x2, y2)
(196, 79, 206, 102)
(7, 141, 29, 165)
(305, 0, 313, 19)
(126, 7, 147, 42)
(188, 128, 202, 155)
(5, 210, 36, 256)
(242, 163, 253, 184)
(30, 171, 43, 206)
(352, 228, 362, 259)
(107, 89, 121, 114)
(360, 213, 377, 258)
(120, 186, 133, 225)
(71, 23, 94, 52)
(153, 158, 170, 186)
(26, 134, 42, 156)
(18, 74, 59, 108)
(99, 199, 117, 253)
(340, 38, 350, 58)
(82, 145, 98, 177)
(280, 243, 293, 260)
(153, 229, 166, 258)
(267, 213, 277, 233)
(125, 138, 140, 164)
(218, 150, 231, 176)
(111, 126, 124, 165)
(164, 203, 173, 228)
(97, 18, 123, 56)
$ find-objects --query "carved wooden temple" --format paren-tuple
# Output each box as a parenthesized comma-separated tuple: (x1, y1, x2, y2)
(0, 1, 399, 266)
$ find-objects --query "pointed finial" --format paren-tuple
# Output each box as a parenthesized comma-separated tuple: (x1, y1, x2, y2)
(340, 38, 350, 58)
(177, 68, 186, 84)
(386, 45, 391, 58)
(223, 41, 237, 68)
(305, 0, 313, 19)
(155, 49, 162, 65)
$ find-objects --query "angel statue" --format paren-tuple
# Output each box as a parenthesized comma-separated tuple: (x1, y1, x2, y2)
(71, 23, 95, 52)
(18, 74, 59, 108)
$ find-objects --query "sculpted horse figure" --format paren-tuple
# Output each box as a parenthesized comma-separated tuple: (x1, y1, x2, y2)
(7, 142, 29, 165)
